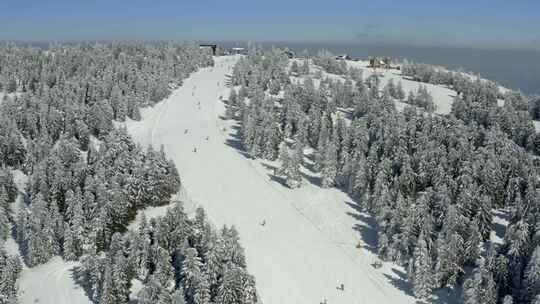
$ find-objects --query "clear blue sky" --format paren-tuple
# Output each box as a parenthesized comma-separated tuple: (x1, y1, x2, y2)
(1, 0, 539, 50)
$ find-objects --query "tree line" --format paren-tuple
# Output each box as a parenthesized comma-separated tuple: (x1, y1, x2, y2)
(0, 42, 258, 304)
(228, 47, 540, 303)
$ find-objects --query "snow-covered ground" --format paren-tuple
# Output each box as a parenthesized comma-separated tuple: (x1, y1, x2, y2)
(347, 60, 457, 115)
(4, 54, 469, 304)
(124, 55, 421, 304)
(3, 170, 92, 304)
(533, 120, 540, 132)
(490, 210, 510, 245)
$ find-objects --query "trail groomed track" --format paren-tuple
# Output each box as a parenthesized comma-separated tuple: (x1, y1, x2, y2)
(126, 55, 416, 304)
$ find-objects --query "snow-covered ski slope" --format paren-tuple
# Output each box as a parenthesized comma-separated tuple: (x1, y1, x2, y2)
(125, 55, 420, 304)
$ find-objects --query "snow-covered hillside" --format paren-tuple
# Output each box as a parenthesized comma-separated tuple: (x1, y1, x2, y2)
(124, 56, 425, 304)
(290, 58, 457, 115)
(3, 171, 91, 304)
(6, 53, 521, 304)
(347, 60, 457, 114)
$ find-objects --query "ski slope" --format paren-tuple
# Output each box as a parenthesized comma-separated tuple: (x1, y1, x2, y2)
(125, 56, 419, 304)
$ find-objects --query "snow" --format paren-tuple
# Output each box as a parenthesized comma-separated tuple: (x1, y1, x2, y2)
(124, 55, 421, 304)
(127, 186, 198, 231)
(533, 120, 540, 132)
(346, 60, 457, 114)
(291, 58, 457, 115)
(129, 279, 144, 302)
(3, 170, 91, 304)
(490, 209, 510, 245)
(17, 257, 91, 304)
(5, 54, 465, 304)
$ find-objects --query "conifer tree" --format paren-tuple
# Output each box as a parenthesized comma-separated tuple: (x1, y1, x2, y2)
(171, 287, 187, 304)
(321, 140, 338, 188)
(411, 233, 434, 299)
(525, 246, 540, 301)
(181, 247, 203, 299)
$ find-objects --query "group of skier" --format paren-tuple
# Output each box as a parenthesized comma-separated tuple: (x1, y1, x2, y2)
(184, 128, 209, 153)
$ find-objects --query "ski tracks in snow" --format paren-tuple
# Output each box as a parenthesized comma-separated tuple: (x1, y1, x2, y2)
(126, 55, 416, 304)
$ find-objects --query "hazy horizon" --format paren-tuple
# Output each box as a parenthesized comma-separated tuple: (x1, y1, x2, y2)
(2, 0, 540, 51)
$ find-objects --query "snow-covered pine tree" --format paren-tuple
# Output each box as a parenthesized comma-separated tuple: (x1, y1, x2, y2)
(193, 272, 211, 304)
(411, 232, 434, 299)
(181, 247, 203, 299)
(171, 287, 187, 304)
(0, 247, 21, 304)
(396, 81, 405, 100)
(525, 246, 540, 301)
(226, 89, 238, 119)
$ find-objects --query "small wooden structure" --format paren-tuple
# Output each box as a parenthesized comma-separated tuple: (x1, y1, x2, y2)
(283, 50, 295, 59)
(335, 54, 351, 60)
(199, 44, 218, 55)
(369, 56, 388, 68)
(368, 56, 399, 70)
(231, 47, 247, 55)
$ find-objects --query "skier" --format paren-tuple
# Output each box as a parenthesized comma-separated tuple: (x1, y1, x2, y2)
(184, 129, 188, 134)
(260, 220, 266, 227)
(336, 283, 344, 291)
(206, 136, 209, 141)
(193, 147, 197, 153)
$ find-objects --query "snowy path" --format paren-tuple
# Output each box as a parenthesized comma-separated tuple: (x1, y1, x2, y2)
(125, 56, 416, 304)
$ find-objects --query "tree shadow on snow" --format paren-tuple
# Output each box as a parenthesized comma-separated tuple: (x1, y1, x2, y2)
(261, 162, 277, 172)
(344, 201, 378, 254)
(224, 126, 253, 159)
(383, 268, 414, 297)
(269, 174, 289, 188)
(337, 107, 354, 121)
(72, 265, 96, 303)
(384, 267, 458, 304)
(262, 162, 323, 188)
(492, 221, 507, 241)
(492, 209, 510, 241)
(301, 172, 322, 187)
